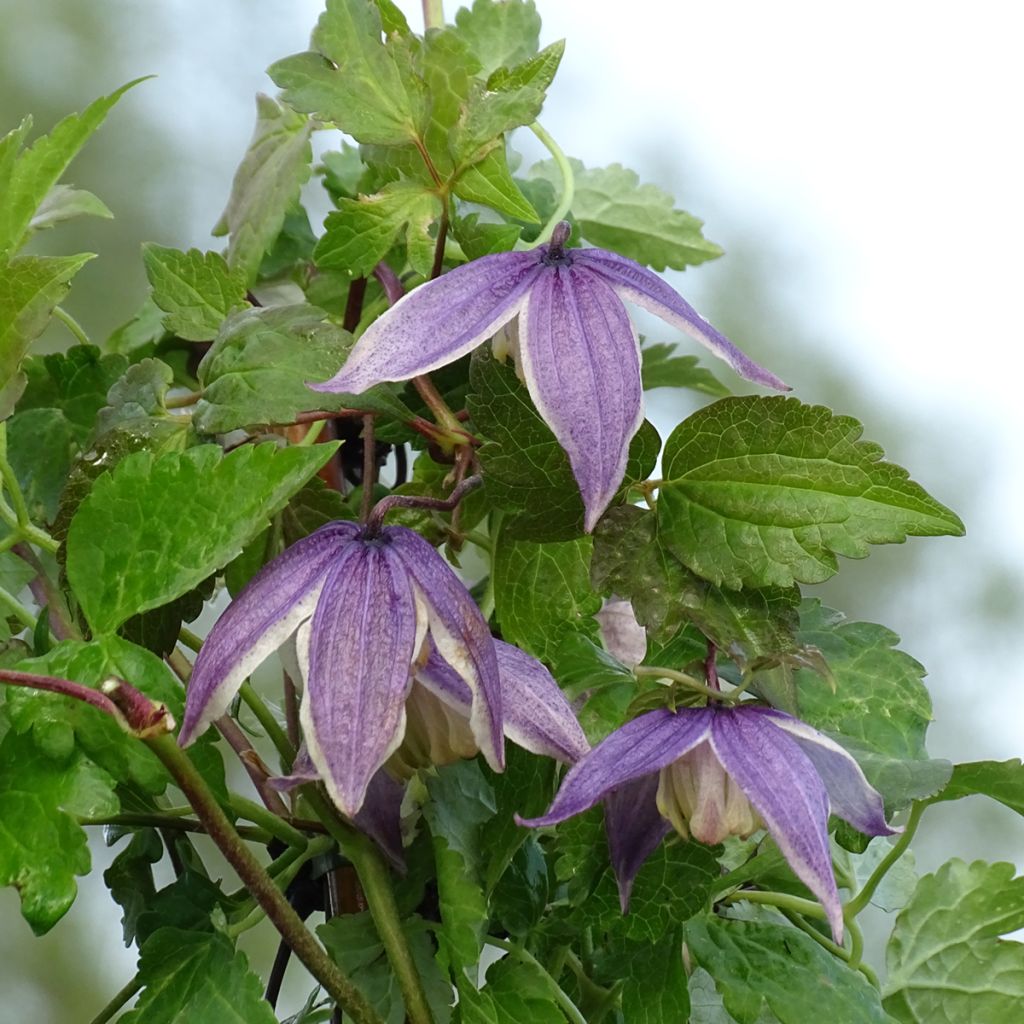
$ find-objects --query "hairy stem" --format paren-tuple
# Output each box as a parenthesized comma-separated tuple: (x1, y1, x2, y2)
(422, 0, 444, 30)
(723, 888, 828, 921)
(845, 801, 925, 918)
(412, 372, 464, 434)
(527, 121, 575, 247)
(77, 811, 270, 843)
(53, 305, 91, 346)
(145, 734, 384, 1024)
(365, 474, 482, 534)
(360, 414, 377, 523)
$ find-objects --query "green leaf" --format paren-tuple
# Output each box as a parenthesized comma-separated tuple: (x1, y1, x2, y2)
(65, 441, 337, 634)
(487, 39, 565, 93)
(4, 408, 76, 522)
(884, 859, 1024, 1023)
(0, 79, 145, 254)
(142, 244, 250, 341)
(27, 184, 113, 234)
(95, 358, 190, 446)
(319, 912, 454, 1024)
(121, 927, 277, 1024)
(423, 760, 496, 968)
(794, 600, 948, 807)
(685, 918, 892, 1024)
(0, 253, 94, 418)
(530, 159, 722, 270)
(269, 0, 425, 146)
(453, 0, 542, 76)
(931, 759, 1024, 816)
(194, 304, 414, 432)
(466, 956, 566, 1024)
(493, 529, 601, 661)
(452, 84, 545, 168)
(467, 346, 658, 541)
(9, 636, 182, 793)
(453, 148, 539, 222)
(658, 396, 964, 589)
(0, 730, 118, 933)
(452, 214, 522, 259)
(315, 183, 443, 278)
(212, 95, 313, 285)
(103, 828, 163, 946)
(688, 967, 779, 1024)
(641, 343, 731, 397)
(618, 930, 690, 1024)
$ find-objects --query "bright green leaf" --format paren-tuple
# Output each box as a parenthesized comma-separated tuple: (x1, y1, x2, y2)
(641, 342, 731, 397)
(452, 214, 522, 259)
(65, 441, 337, 633)
(0, 730, 118, 934)
(213, 95, 313, 285)
(453, 147, 539, 221)
(27, 184, 113, 234)
(5, 408, 76, 522)
(931, 759, 1024, 817)
(618, 930, 690, 1024)
(142, 244, 250, 341)
(487, 39, 565, 93)
(658, 396, 964, 589)
(453, 0, 542, 76)
(194, 304, 414, 432)
(550, 632, 637, 743)
(884, 859, 1024, 1023)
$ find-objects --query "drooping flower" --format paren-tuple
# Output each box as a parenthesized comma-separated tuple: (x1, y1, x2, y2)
(178, 520, 506, 817)
(309, 223, 788, 531)
(519, 703, 897, 942)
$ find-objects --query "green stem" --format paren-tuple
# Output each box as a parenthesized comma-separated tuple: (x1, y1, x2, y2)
(53, 305, 91, 346)
(305, 788, 435, 1024)
(780, 909, 880, 988)
(229, 793, 308, 848)
(144, 733, 384, 1024)
(488, 937, 587, 1024)
(564, 950, 615, 1013)
(412, 373, 463, 434)
(77, 811, 270, 843)
(845, 801, 925, 918)
(88, 975, 142, 1024)
(723, 888, 828, 921)
(634, 665, 747, 703)
(846, 915, 866, 969)
(297, 418, 327, 446)
(421, 0, 444, 30)
(178, 625, 203, 653)
(0, 582, 38, 632)
(527, 121, 575, 247)
(239, 681, 295, 770)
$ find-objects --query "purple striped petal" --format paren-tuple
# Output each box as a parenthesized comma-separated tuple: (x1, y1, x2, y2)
(752, 709, 899, 838)
(310, 251, 543, 394)
(519, 264, 644, 532)
(605, 774, 672, 912)
(494, 640, 590, 764)
(519, 708, 714, 827)
(269, 741, 319, 792)
(710, 708, 844, 942)
(178, 522, 358, 747)
(301, 540, 426, 817)
(574, 248, 789, 392)
(386, 526, 504, 771)
(353, 770, 406, 873)
(416, 640, 473, 709)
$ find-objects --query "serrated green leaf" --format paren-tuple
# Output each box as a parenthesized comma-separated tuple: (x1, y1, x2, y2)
(550, 632, 636, 743)
(65, 441, 337, 633)
(530, 158, 722, 270)
(0, 730, 118, 933)
(5, 408, 76, 522)
(142, 244, 249, 341)
(469, 956, 566, 1024)
(884, 859, 1024, 1023)
(259, 203, 318, 279)
(423, 760, 495, 968)
(467, 346, 658, 541)
(121, 927, 278, 1024)
(658, 396, 964, 589)
(931, 758, 1024, 816)
(453, 147, 538, 221)
(105, 298, 168, 355)
(688, 967, 779, 1024)
(453, 0, 542, 76)
(0, 253, 94, 418)
(0, 79, 144, 254)
(27, 184, 113, 234)
(685, 918, 892, 1024)
(618, 930, 690, 1024)
(493, 528, 601, 660)
(103, 828, 163, 946)
(95, 358, 190, 445)
(487, 38, 564, 93)
(641, 342, 731, 397)
(213, 94, 313, 285)
(194, 304, 413, 432)
(452, 84, 545, 167)
(315, 183, 442, 278)
(451, 214, 522, 259)
(9, 636, 181, 794)
(843, 836, 918, 913)
(793, 599, 946, 808)
(319, 912, 454, 1024)
(269, 0, 425, 146)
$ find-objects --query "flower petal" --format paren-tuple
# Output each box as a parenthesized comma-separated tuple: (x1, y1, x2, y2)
(310, 251, 542, 394)
(416, 640, 473, 709)
(386, 526, 504, 771)
(752, 709, 899, 838)
(518, 707, 714, 827)
(494, 640, 590, 764)
(709, 707, 844, 942)
(301, 541, 426, 817)
(178, 522, 358, 747)
(575, 248, 789, 392)
(519, 264, 644, 532)
(604, 774, 672, 912)
(352, 770, 407, 873)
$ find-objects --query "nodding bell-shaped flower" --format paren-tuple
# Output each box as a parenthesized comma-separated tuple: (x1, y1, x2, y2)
(309, 223, 788, 532)
(178, 521, 508, 818)
(519, 703, 898, 943)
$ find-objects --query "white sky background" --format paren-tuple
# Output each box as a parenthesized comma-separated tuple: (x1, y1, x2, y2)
(6, 0, 1024, 1015)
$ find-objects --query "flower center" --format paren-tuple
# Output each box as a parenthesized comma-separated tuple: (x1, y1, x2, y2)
(387, 680, 479, 778)
(541, 220, 575, 268)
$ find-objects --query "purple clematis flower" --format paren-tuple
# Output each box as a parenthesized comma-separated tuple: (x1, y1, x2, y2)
(310, 223, 788, 532)
(519, 703, 898, 942)
(178, 520, 508, 818)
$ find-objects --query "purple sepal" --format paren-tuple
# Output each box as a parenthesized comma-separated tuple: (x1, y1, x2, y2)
(352, 770, 407, 874)
(604, 774, 672, 912)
